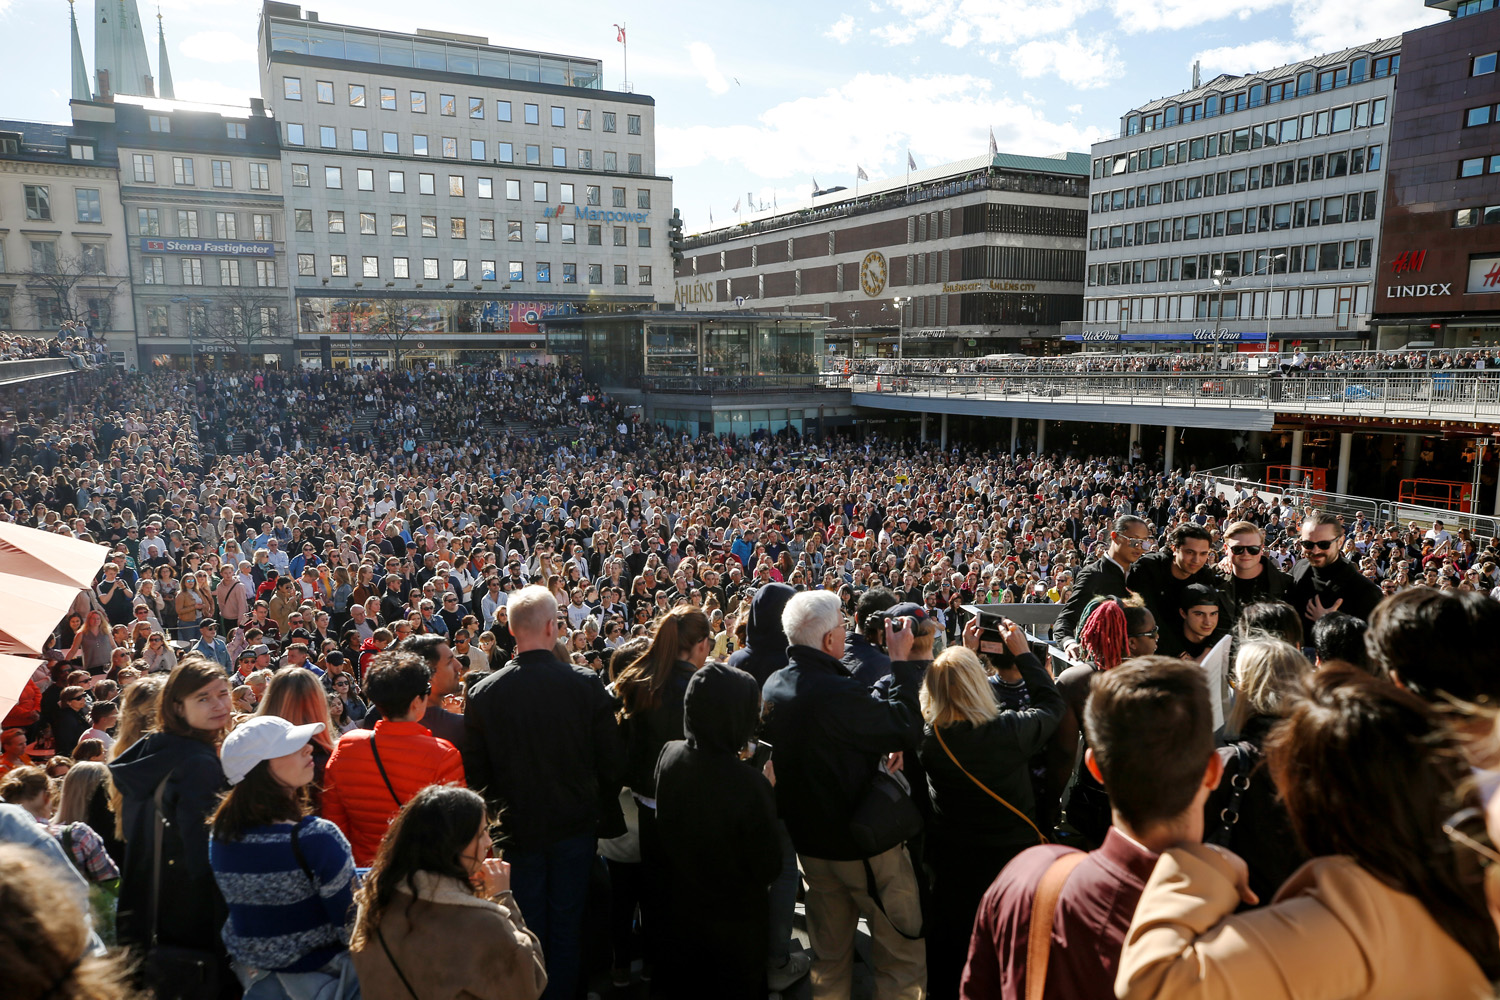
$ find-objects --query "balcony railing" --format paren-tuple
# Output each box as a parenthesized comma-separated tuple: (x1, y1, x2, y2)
(0, 356, 95, 385)
(840, 371, 1500, 421)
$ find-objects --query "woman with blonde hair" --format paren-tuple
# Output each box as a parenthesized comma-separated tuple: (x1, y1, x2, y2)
(256, 667, 338, 810)
(916, 619, 1065, 1000)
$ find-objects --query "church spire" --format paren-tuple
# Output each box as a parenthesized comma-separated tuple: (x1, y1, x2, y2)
(156, 10, 174, 100)
(69, 0, 93, 101)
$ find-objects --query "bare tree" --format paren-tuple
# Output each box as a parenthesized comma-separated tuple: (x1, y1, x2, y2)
(198, 285, 291, 361)
(369, 299, 426, 368)
(22, 250, 124, 333)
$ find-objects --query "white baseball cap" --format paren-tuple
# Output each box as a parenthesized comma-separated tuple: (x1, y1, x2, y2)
(220, 716, 325, 786)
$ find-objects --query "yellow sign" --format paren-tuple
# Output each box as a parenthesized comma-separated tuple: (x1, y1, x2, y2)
(940, 279, 1037, 293)
(674, 279, 717, 307)
(859, 251, 888, 297)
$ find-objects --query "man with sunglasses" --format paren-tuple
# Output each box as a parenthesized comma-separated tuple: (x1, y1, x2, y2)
(1289, 511, 1383, 638)
(1219, 520, 1291, 621)
(1056, 515, 1153, 660)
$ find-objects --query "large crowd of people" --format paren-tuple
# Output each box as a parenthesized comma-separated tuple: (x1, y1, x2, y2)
(3, 358, 1500, 1000)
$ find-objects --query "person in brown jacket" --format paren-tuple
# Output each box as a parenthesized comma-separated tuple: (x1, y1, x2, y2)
(351, 784, 546, 1000)
(268, 578, 302, 635)
(1117, 667, 1500, 1000)
(214, 566, 250, 629)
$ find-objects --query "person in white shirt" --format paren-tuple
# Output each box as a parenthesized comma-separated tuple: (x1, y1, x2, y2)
(1425, 520, 1454, 547)
(81, 702, 117, 754)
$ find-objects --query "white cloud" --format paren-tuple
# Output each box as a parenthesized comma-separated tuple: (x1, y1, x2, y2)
(179, 30, 258, 64)
(1192, 39, 1313, 77)
(1067, 103, 1084, 114)
(1011, 32, 1123, 89)
(658, 71, 1103, 183)
(687, 41, 729, 95)
(1110, 0, 1286, 35)
(169, 77, 258, 108)
(825, 14, 856, 43)
(1290, 0, 1445, 52)
(870, 0, 1098, 47)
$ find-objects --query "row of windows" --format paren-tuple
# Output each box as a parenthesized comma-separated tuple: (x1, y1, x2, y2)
(1092, 190, 1379, 250)
(1087, 285, 1369, 329)
(1124, 54, 1397, 135)
(142, 304, 279, 340)
(138, 256, 277, 287)
(288, 165, 652, 213)
(1093, 145, 1383, 215)
(1455, 205, 1500, 227)
(135, 209, 276, 241)
(1098, 99, 1386, 180)
(290, 209, 652, 247)
(956, 292, 1082, 327)
(1475, 52, 1500, 76)
(280, 78, 642, 135)
(1459, 155, 1500, 178)
(964, 204, 1089, 238)
(0, 238, 109, 275)
(14, 183, 108, 224)
(0, 290, 116, 331)
(144, 114, 250, 139)
(1464, 104, 1500, 128)
(128, 154, 272, 190)
(300, 254, 650, 286)
(959, 246, 1086, 282)
(281, 123, 645, 174)
(1086, 241, 1374, 288)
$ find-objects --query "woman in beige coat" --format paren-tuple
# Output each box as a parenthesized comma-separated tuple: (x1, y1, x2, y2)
(351, 785, 546, 1000)
(1117, 667, 1500, 1000)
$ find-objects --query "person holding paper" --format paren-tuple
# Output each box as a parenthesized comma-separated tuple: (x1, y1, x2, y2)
(1157, 585, 1227, 662)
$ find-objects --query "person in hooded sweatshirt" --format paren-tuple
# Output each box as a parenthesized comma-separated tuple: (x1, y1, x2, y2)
(109, 657, 235, 991)
(728, 582, 796, 688)
(653, 661, 782, 1000)
(726, 581, 812, 990)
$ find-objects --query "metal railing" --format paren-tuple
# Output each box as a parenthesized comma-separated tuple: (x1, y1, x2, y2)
(839, 371, 1500, 421)
(0, 357, 94, 385)
(634, 374, 836, 393)
(827, 348, 1500, 377)
(1197, 472, 1500, 537)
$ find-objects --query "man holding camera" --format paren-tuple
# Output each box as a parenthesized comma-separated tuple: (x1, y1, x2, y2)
(761, 592, 930, 999)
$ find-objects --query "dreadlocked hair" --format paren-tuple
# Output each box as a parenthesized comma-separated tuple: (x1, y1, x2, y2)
(1081, 599, 1130, 671)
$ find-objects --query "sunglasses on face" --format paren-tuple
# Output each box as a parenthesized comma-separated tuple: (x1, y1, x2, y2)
(1129, 627, 1160, 638)
(1300, 538, 1337, 551)
(1229, 545, 1263, 556)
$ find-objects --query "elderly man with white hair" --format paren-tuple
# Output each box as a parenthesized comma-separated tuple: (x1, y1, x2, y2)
(462, 585, 622, 1000)
(760, 590, 930, 1000)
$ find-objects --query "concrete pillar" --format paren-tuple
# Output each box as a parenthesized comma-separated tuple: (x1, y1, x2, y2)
(1010, 416, 1019, 456)
(1164, 425, 1176, 473)
(1336, 432, 1353, 494)
(939, 412, 949, 451)
(1036, 419, 1047, 455)
(1290, 430, 1304, 483)
(920, 412, 928, 443)
(1129, 423, 1141, 450)
(1402, 433, 1420, 481)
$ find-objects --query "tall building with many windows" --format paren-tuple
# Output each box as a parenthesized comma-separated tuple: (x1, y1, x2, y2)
(674, 153, 1089, 359)
(0, 113, 135, 362)
(1077, 41, 1399, 353)
(257, 2, 672, 366)
(115, 98, 291, 367)
(1373, 1, 1500, 347)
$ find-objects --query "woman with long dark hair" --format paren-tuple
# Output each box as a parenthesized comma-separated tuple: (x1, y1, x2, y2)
(108, 657, 234, 988)
(1118, 667, 1500, 998)
(209, 716, 356, 997)
(613, 606, 712, 972)
(350, 785, 546, 1000)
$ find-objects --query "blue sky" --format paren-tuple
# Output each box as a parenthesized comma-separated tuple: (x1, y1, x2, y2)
(2, 0, 1448, 233)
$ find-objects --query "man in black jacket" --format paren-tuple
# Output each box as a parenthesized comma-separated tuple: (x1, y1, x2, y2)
(1288, 511, 1383, 639)
(1219, 520, 1292, 623)
(1055, 515, 1153, 657)
(1126, 523, 1224, 629)
(761, 590, 928, 999)
(462, 585, 621, 1000)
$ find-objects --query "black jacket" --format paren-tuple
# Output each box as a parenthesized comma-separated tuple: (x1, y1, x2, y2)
(760, 644, 923, 860)
(654, 663, 782, 1000)
(108, 731, 228, 953)
(54, 705, 91, 758)
(1222, 558, 1293, 623)
(916, 652, 1064, 852)
(1288, 555, 1383, 638)
(727, 583, 794, 688)
(1053, 556, 1130, 644)
(463, 649, 623, 851)
(1203, 714, 1308, 907)
(1126, 550, 1226, 627)
(620, 660, 695, 799)
(842, 632, 891, 688)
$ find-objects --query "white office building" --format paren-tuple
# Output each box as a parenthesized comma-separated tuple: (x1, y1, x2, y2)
(257, 2, 673, 366)
(1075, 39, 1399, 353)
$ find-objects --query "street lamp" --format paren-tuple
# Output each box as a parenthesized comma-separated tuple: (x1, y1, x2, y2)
(1212, 252, 1286, 366)
(891, 295, 910, 365)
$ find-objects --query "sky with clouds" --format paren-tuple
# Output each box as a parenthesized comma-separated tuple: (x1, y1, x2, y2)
(1, 0, 1449, 233)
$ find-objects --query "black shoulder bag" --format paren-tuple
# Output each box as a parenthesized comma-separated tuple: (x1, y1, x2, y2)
(139, 772, 224, 1000)
(1207, 742, 1254, 847)
(368, 736, 403, 809)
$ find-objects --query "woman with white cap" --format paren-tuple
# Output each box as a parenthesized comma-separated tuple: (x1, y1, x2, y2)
(209, 715, 358, 999)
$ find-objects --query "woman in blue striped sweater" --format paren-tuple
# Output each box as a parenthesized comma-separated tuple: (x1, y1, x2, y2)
(209, 715, 359, 1000)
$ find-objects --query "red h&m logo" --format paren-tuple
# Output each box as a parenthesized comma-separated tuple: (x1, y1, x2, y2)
(1391, 250, 1426, 274)
(145, 239, 165, 251)
(1484, 263, 1500, 288)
